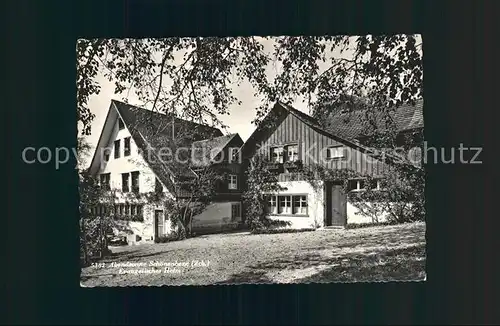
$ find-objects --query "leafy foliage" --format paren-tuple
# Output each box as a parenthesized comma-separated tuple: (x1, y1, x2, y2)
(76, 35, 422, 135)
(243, 154, 290, 230)
(79, 169, 117, 265)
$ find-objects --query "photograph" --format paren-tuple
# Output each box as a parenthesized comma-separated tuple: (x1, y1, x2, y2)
(77, 35, 425, 287)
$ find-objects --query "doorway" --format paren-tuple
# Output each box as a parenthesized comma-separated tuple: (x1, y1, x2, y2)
(154, 210, 165, 239)
(324, 181, 347, 227)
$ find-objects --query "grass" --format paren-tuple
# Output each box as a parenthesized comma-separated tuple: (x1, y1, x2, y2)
(80, 221, 426, 287)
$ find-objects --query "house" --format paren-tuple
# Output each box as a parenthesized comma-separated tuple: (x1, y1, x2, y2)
(87, 100, 245, 244)
(241, 100, 424, 228)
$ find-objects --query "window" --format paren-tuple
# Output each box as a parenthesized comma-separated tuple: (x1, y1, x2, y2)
(267, 195, 308, 216)
(231, 203, 241, 221)
(155, 178, 163, 193)
(103, 149, 110, 162)
(114, 140, 121, 158)
(293, 195, 308, 215)
(99, 173, 110, 190)
(267, 196, 277, 214)
(286, 144, 299, 162)
(229, 147, 240, 163)
(131, 171, 139, 193)
(93, 204, 111, 216)
(348, 179, 365, 192)
(122, 173, 130, 192)
(278, 195, 292, 214)
(124, 137, 131, 156)
(326, 146, 344, 159)
(228, 174, 238, 190)
(118, 118, 125, 130)
(270, 147, 284, 163)
(113, 203, 144, 221)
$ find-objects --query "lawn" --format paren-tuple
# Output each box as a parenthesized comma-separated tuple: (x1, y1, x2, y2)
(80, 221, 426, 287)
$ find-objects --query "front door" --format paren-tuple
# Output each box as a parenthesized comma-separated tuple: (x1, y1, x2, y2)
(154, 210, 165, 239)
(324, 182, 347, 227)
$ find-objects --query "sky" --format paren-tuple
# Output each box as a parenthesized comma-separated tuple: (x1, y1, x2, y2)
(79, 35, 421, 167)
(80, 37, 342, 166)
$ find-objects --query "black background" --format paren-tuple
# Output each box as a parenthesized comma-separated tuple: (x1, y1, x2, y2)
(4, 0, 497, 324)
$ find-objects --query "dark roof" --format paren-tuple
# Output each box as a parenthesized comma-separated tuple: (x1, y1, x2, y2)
(321, 99, 424, 140)
(112, 100, 224, 186)
(191, 133, 239, 167)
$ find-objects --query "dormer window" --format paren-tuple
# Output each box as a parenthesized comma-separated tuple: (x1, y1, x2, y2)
(118, 118, 125, 130)
(228, 174, 238, 190)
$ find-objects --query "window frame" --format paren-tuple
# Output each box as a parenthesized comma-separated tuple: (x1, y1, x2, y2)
(270, 146, 284, 163)
(293, 195, 308, 215)
(231, 203, 242, 221)
(348, 179, 366, 192)
(114, 140, 121, 159)
(99, 173, 111, 190)
(285, 144, 299, 162)
(326, 145, 345, 159)
(266, 194, 309, 217)
(131, 171, 140, 193)
(121, 173, 130, 192)
(228, 174, 238, 190)
(278, 195, 292, 214)
(124, 137, 131, 156)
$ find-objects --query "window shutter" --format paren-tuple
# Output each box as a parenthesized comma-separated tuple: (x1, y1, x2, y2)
(343, 147, 348, 158)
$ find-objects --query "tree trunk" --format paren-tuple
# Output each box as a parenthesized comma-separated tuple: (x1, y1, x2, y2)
(81, 218, 89, 266)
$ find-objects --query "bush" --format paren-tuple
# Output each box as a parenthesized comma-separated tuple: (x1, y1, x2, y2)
(251, 228, 316, 234)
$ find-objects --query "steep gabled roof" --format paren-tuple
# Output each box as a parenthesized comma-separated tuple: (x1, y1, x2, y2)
(112, 100, 223, 147)
(112, 100, 224, 182)
(191, 133, 241, 167)
(321, 99, 424, 140)
(243, 101, 418, 168)
(89, 100, 227, 194)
